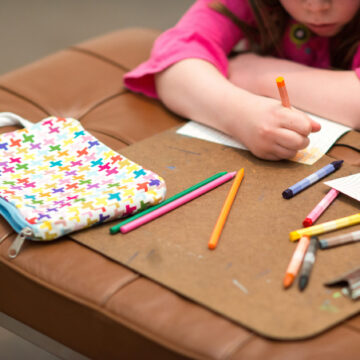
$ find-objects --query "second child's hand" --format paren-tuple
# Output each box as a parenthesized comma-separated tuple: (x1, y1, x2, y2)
(228, 53, 360, 129)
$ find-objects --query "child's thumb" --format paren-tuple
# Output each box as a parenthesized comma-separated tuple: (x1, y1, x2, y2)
(310, 118, 321, 132)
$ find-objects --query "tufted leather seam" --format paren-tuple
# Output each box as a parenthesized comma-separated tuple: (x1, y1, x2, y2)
(344, 323, 360, 334)
(0, 230, 14, 245)
(223, 334, 255, 360)
(98, 272, 253, 360)
(85, 126, 132, 147)
(0, 254, 132, 310)
(77, 91, 127, 122)
(0, 85, 50, 117)
(99, 273, 141, 307)
(69, 46, 131, 72)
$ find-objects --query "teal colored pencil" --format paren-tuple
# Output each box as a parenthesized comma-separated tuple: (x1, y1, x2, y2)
(109, 171, 228, 234)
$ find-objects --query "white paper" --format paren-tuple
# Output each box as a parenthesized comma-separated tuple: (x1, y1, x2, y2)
(324, 173, 360, 202)
(176, 113, 350, 165)
(177, 121, 247, 150)
(291, 113, 351, 165)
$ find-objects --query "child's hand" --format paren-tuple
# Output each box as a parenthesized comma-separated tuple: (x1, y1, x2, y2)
(228, 94, 321, 160)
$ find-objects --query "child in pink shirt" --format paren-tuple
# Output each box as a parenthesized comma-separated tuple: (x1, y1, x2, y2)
(124, 0, 360, 160)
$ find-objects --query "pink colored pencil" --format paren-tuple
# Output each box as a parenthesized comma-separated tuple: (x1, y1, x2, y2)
(303, 188, 339, 227)
(120, 172, 236, 234)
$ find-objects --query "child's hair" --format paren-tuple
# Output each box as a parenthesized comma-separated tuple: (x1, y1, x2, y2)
(209, 0, 360, 70)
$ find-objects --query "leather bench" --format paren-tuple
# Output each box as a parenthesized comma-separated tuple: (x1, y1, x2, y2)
(0, 28, 359, 360)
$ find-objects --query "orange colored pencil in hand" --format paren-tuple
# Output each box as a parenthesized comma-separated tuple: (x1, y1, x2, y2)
(208, 168, 244, 250)
(276, 76, 291, 108)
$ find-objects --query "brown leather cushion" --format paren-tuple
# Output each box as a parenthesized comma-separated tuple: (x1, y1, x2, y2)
(0, 28, 359, 360)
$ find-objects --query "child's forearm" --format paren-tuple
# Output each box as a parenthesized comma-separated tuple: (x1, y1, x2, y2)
(155, 58, 253, 135)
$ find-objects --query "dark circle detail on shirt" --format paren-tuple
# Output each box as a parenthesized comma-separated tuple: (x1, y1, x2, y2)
(290, 23, 311, 46)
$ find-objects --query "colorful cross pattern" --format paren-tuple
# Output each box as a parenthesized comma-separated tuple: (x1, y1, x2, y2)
(0, 117, 166, 240)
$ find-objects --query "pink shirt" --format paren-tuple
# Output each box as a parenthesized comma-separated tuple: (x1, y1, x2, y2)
(124, 0, 360, 98)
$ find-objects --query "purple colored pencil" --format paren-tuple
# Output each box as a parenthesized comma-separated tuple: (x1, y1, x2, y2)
(120, 172, 236, 234)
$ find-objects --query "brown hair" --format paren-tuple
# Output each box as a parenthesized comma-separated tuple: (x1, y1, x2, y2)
(209, 0, 360, 69)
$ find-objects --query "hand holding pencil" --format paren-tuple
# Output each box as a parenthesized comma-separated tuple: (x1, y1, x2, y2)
(273, 76, 321, 158)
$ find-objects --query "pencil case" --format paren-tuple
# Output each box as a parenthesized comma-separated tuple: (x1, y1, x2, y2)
(0, 112, 166, 258)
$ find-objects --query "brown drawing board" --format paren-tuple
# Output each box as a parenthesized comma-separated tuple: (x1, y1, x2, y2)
(71, 128, 360, 340)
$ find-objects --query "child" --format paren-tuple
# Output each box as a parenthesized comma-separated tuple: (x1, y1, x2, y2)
(124, 0, 360, 160)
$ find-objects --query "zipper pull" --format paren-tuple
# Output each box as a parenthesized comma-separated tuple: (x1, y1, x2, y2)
(8, 227, 33, 259)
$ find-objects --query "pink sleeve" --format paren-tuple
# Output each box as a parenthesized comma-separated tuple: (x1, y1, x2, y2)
(352, 44, 360, 79)
(123, 0, 254, 98)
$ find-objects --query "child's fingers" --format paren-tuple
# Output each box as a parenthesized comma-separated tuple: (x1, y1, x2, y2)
(253, 144, 297, 161)
(272, 144, 298, 160)
(280, 109, 320, 136)
(252, 130, 306, 160)
(276, 128, 310, 150)
(309, 117, 321, 132)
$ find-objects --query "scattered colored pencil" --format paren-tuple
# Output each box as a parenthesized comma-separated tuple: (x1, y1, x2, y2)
(119, 172, 237, 234)
(283, 235, 310, 289)
(302, 188, 339, 227)
(208, 168, 244, 250)
(319, 230, 360, 249)
(110, 171, 228, 234)
(289, 212, 360, 242)
(298, 237, 318, 291)
(282, 160, 343, 199)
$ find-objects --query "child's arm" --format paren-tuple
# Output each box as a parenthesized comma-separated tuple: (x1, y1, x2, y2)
(155, 58, 320, 160)
(228, 53, 360, 129)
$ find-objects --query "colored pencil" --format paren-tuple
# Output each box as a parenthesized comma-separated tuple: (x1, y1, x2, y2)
(298, 237, 319, 291)
(283, 235, 310, 289)
(109, 171, 228, 234)
(276, 76, 291, 108)
(289, 212, 360, 242)
(208, 168, 244, 250)
(302, 188, 339, 227)
(119, 172, 237, 234)
(319, 230, 360, 249)
(282, 160, 343, 199)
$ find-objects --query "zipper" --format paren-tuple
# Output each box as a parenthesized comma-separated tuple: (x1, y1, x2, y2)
(0, 198, 32, 233)
(0, 198, 36, 258)
(8, 227, 33, 259)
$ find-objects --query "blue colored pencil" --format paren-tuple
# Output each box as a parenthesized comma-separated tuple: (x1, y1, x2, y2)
(282, 160, 343, 199)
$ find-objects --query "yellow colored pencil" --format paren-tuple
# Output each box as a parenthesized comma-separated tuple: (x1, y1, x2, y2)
(208, 168, 244, 250)
(289, 213, 360, 242)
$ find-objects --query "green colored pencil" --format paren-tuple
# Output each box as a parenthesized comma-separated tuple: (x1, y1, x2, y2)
(109, 171, 228, 234)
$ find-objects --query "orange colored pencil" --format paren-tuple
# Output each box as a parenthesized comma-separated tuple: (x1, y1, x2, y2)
(276, 76, 291, 108)
(208, 168, 244, 250)
(283, 235, 310, 289)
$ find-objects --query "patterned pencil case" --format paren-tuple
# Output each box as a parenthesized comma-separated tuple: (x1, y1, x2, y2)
(0, 112, 166, 257)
